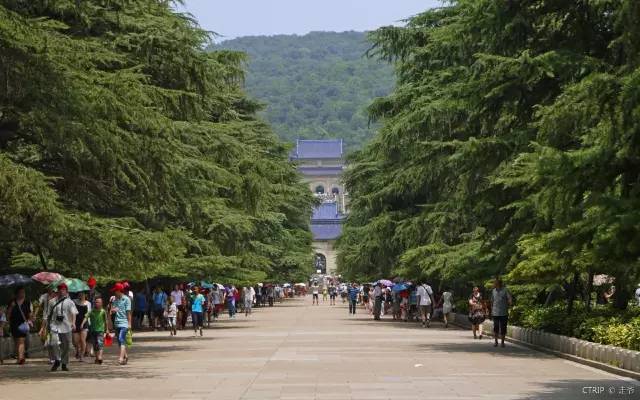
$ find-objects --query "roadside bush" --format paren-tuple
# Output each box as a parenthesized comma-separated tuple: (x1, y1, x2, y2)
(509, 303, 640, 351)
(591, 317, 640, 351)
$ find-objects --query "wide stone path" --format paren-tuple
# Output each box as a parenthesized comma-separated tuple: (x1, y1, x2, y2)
(1, 297, 637, 400)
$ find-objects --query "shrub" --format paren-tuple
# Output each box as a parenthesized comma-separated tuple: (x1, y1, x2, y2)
(508, 302, 640, 351)
(592, 317, 640, 351)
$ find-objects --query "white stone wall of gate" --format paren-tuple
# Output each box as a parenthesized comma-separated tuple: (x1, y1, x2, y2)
(453, 313, 640, 375)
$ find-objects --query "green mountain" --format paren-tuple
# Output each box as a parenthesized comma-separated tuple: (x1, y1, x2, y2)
(215, 31, 395, 149)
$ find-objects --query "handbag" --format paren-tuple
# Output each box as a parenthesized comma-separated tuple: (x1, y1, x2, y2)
(16, 302, 30, 335)
(125, 330, 133, 346)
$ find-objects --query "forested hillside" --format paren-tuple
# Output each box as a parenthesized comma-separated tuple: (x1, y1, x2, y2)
(0, 0, 314, 284)
(338, 0, 640, 319)
(215, 31, 395, 149)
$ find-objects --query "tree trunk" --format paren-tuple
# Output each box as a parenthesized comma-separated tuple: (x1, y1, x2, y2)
(613, 274, 629, 310)
(585, 271, 594, 311)
(567, 272, 579, 315)
(36, 245, 48, 271)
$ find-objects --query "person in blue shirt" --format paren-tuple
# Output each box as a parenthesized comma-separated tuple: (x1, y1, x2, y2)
(152, 286, 167, 330)
(108, 282, 131, 365)
(348, 283, 359, 315)
(191, 286, 205, 336)
(133, 290, 147, 329)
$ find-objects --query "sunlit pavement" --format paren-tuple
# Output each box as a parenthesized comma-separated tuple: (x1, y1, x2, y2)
(1, 297, 637, 400)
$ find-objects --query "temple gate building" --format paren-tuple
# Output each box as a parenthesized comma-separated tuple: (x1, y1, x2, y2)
(290, 139, 346, 275)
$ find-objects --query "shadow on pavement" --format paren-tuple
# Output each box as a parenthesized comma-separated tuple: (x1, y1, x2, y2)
(413, 341, 556, 359)
(0, 327, 243, 382)
(510, 379, 639, 400)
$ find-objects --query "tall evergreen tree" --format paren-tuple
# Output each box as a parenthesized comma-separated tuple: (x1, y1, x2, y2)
(0, 0, 314, 283)
(338, 0, 640, 309)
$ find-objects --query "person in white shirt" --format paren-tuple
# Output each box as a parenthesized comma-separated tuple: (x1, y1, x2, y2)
(635, 284, 640, 306)
(171, 285, 185, 330)
(417, 282, 434, 328)
(46, 283, 78, 372)
(372, 283, 383, 320)
(311, 284, 320, 305)
(243, 286, 255, 317)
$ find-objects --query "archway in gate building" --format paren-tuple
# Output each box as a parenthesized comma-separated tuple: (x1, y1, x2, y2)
(314, 253, 327, 274)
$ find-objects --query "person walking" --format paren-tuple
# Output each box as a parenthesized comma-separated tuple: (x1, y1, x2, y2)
(362, 285, 371, 314)
(191, 286, 205, 336)
(254, 285, 262, 308)
(329, 284, 337, 306)
(227, 286, 237, 319)
(38, 287, 57, 364)
(635, 283, 640, 306)
(88, 297, 107, 364)
(441, 288, 454, 328)
(167, 296, 177, 336)
(47, 283, 78, 372)
(211, 286, 222, 319)
(491, 278, 512, 348)
(372, 283, 383, 320)
(108, 283, 132, 365)
(243, 286, 255, 317)
(348, 283, 359, 315)
(267, 285, 275, 307)
(417, 282, 434, 328)
(468, 286, 486, 339)
(170, 284, 185, 329)
(72, 291, 91, 362)
(322, 285, 328, 302)
(133, 289, 147, 329)
(8, 287, 31, 365)
(311, 283, 320, 305)
(151, 286, 167, 330)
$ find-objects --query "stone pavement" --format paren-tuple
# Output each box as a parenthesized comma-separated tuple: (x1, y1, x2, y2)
(1, 297, 637, 400)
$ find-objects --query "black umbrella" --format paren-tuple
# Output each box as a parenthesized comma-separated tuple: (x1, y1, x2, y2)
(0, 273, 33, 288)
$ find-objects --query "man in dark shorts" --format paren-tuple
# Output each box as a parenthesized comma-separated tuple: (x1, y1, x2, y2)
(491, 278, 512, 348)
(329, 284, 337, 305)
(311, 283, 320, 305)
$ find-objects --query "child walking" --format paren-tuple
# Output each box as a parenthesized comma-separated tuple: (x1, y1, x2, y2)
(88, 298, 107, 364)
(167, 296, 177, 336)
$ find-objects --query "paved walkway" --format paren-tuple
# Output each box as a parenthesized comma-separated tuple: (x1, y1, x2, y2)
(1, 297, 637, 400)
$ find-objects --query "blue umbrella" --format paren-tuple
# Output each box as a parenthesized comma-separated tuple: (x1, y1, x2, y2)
(391, 283, 409, 292)
(200, 281, 214, 289)
(0, 273, 33, 288)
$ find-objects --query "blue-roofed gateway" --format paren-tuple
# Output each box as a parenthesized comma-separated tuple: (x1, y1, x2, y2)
(291, 139, 347, 275)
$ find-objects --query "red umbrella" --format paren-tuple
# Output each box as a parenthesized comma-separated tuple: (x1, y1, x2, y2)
(31, 272, 64, 285)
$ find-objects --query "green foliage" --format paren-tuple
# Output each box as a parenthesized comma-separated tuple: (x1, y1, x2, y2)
(0, 0, 314, 284)
(215, 32, 395, 149)
(337, 0, 640, 311)
(510, 303, 640, 350)
(592, 318, 640, 351)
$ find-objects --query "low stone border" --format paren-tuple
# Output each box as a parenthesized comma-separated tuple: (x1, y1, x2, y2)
(452, 313, 640, 380)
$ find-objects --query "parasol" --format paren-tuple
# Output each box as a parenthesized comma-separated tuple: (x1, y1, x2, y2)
(31, 272, 64, 285)
(391, 283, 409, 292)
(0, 274, 32, 288)
(50, 278, 90, 293)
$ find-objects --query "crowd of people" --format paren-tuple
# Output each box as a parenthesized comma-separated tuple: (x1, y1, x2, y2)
(0, 273, 534, 371)
(310, 277, 513, 348)
(0, 279, 294, 370)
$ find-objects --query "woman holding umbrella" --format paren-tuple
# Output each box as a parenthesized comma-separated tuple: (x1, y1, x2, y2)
(8, 287, 31, 365)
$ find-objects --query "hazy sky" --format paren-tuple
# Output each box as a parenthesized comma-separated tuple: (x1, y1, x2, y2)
(178, 0, 442, 40)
